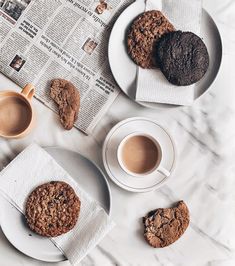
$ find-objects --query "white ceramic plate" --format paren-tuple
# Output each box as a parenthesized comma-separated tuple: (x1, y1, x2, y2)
(0, 147, 111, 262)
(108, 0, 223, 108)
(102, 117, 176, 192)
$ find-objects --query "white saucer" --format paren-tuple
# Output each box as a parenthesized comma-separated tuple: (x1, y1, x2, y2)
(108, 0, 222, 108)
(102, 117, 176, 192)
(0, 147, 111, 262)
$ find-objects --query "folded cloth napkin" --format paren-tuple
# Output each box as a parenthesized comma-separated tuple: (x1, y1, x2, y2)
(0, 143, 115, 265)
(136, 0, 202, 106)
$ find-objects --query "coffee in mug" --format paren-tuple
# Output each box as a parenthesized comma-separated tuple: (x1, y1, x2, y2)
(0, 84, 35, 139)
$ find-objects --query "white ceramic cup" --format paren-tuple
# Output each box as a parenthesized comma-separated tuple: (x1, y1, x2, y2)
(117, 132, 170, 177)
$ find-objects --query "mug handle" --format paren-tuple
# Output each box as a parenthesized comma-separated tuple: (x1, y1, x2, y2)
(21, 83, 35, 101)
(157, 166, 171, 177)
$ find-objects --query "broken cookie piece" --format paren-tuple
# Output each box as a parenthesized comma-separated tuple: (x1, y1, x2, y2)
(50, 79, 80, 130)
(143, 201, 190, 248)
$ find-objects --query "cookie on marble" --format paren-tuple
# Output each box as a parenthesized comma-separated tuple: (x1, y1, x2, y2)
(25, 181, 81, 237)
(50, 79, 80, 130)
(143, 201, 190, 248)
(156, 31, 209, 86)
(127, 10, 175, 68)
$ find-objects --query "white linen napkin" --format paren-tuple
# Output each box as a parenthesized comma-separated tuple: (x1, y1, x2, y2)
(136, 0, 202, 106)
(0, 143, 115, 265)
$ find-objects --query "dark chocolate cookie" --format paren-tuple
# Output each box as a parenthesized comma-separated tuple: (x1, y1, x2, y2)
(127, 10, 175, 69)
(50, 79, 80, 130)
(143, 201, 190, 248)
(25, 181, 81, 237)
(156, 31, 209, 86)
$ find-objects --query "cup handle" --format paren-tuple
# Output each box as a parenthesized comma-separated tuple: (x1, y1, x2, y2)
(157, 166, 171, 177)
(21, 83, 35, 101)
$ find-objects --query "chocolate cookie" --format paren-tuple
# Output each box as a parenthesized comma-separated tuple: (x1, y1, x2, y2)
(50, 79, 80, 130)
(127, 10, 175, 69)
(25, 181, 81, 237)
(156, 31, 209, 86)
(143, 201, 190, 248)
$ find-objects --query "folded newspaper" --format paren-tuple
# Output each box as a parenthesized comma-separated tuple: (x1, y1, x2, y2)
(0, 0, 133, 134)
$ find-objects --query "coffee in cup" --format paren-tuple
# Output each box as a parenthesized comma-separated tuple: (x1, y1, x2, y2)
(0, 84, 35, 139)
(117, 132, 170, 177)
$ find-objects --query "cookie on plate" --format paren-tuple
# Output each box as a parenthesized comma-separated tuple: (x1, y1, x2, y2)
(25, 181, 81, 237)
(143, 201, 190, 248)
(156, 31, 209, 86)
(127, 10, 175, 69)
(50, 79, 80, 130)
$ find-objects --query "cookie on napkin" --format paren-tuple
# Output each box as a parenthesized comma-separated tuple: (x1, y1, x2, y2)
(156, 31, 209, 86)
(0, 144, 114, 265)
(136, 0, 203, 106)
(25, 181, 81, 237)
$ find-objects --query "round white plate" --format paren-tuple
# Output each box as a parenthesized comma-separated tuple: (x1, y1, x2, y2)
(102, 117, 176, 192)
(0, 147, 111, 262)
(108, 0, 223, 109)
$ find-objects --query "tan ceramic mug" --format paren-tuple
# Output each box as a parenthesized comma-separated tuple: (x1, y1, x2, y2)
(0, 84, 35, 139)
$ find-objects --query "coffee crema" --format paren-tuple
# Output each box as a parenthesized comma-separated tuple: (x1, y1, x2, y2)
(121, 135, 159, 174)
(0, 96, 32, 136)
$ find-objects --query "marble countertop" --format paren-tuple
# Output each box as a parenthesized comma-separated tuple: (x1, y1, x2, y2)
(0, 0, 235, 265)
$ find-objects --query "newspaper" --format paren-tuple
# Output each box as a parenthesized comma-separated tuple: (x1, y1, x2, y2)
(0, 0, 133, 134)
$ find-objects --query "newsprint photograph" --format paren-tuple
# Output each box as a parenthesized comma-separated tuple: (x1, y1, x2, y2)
(0, 0, 30, 21)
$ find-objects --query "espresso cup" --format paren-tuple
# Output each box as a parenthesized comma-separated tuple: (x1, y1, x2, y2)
(117, 132, 170, 177)
(0, 84, 35, 139)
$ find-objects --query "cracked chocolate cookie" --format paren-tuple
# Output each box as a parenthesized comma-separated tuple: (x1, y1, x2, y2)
(156, 31, 209, 86)
(143, 201, 190, 248)
(25, 181, 81, 237)
(50, 79, 80, 130)
(127, 10, 175, 68)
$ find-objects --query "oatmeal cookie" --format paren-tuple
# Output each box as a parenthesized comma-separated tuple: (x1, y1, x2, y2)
(127, 10, 175, 68)
(25, 181, 81, 237)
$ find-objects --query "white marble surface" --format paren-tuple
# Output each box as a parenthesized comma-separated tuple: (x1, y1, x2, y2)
(0, 0, 235, 265)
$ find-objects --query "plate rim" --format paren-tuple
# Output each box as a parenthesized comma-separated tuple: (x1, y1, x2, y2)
(102, 117, 177, 192)
(108, 1, 223, 109)
(0, 146, 112, 263)
(44, 146, 112, 216)
(0, 198, 66, 263)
